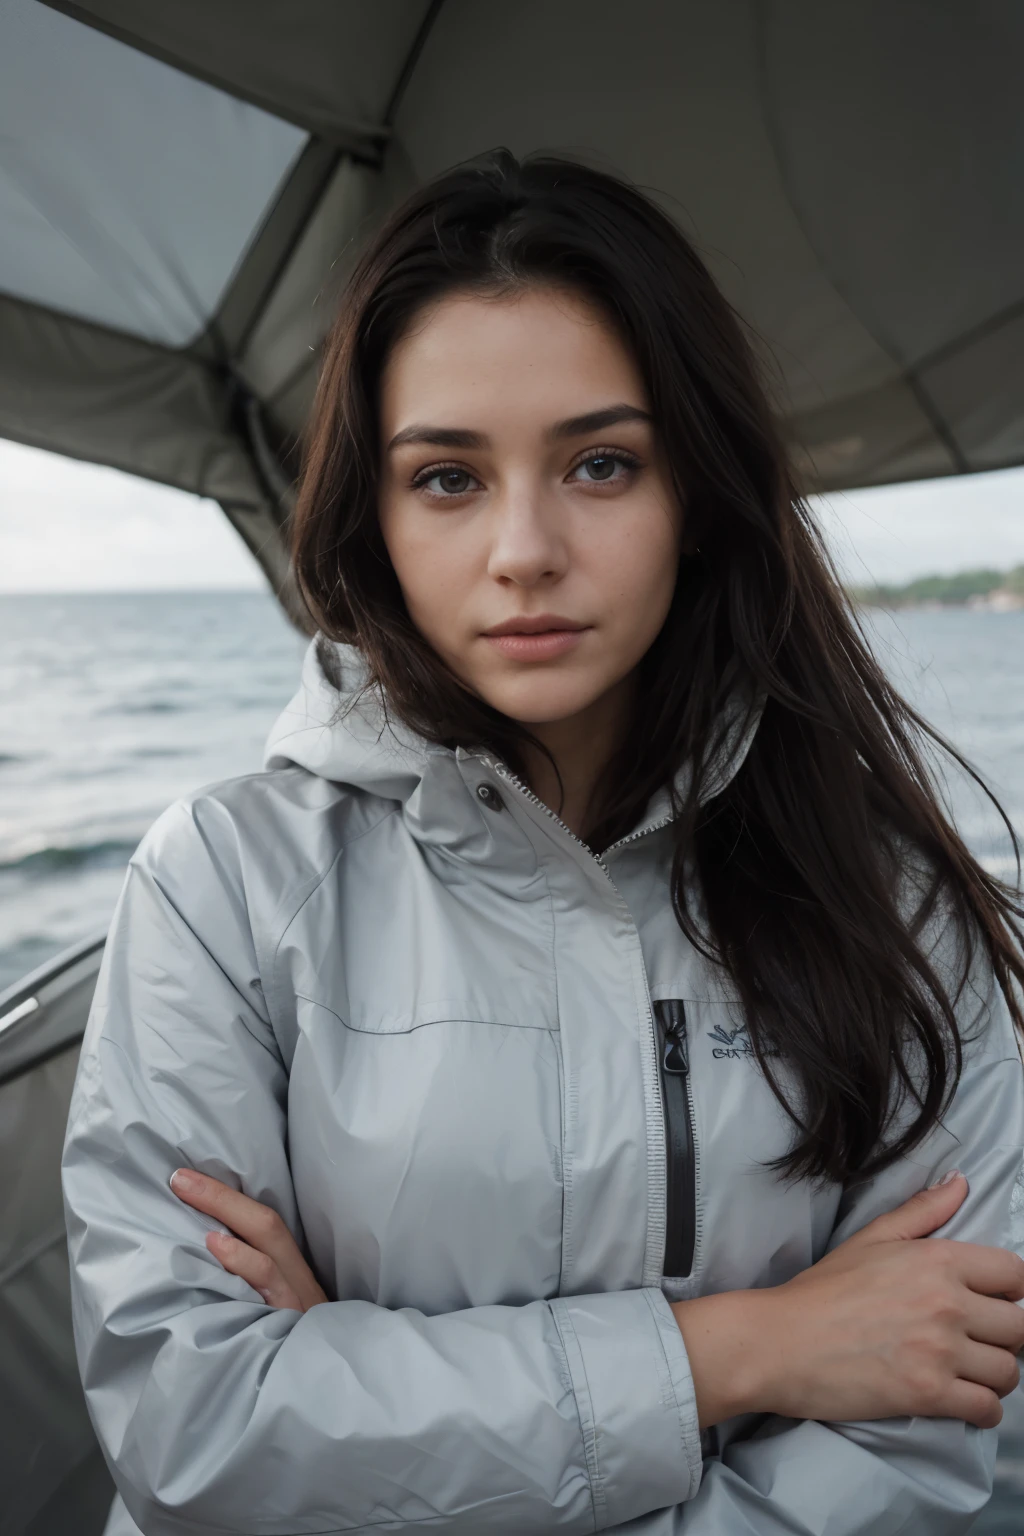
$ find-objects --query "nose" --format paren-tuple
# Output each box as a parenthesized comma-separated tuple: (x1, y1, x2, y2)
(486, 482, 568, 588)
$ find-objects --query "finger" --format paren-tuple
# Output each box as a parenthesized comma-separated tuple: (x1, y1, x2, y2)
(958, 1341, 1021, 1399)
(965, 1294, 1024, 1352)
(171, 1168, 272, 1235)
(171, 1169, 293, 1268)
(850, 1173, 968, 1246)
(172, 1169, 325, 1311)
(946, 1242, 1024, 1302)
(206, 1231, 304, 1311)
(942, 1378, 1003, 1430)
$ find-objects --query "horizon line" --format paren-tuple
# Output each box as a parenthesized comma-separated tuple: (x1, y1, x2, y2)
(0, 584, 270, 596)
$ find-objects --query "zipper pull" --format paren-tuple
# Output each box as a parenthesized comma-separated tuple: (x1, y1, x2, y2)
(656, 1000, 689, 1075)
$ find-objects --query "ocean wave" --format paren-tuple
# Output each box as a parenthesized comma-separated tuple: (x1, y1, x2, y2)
(101, 700, 186, 716)
(0, 839, 139, 876)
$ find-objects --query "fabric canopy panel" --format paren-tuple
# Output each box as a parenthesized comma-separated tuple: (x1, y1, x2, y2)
(1, 0, 1021, 619)
(0, 0, 308, 347)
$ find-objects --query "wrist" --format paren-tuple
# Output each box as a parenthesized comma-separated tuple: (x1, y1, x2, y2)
(670, 1288, 780, 1428)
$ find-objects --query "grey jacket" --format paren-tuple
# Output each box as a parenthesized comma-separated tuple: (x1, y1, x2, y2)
(63, 639, 1024, 1536)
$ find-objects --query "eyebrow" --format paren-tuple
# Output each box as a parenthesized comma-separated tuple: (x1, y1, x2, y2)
(386, 403, 652, 453)
(387, 425, 486, 451)
(549, 404, 653, 440)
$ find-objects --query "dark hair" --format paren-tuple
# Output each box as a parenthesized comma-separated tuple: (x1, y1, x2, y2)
(293, 149, 1024, 1184)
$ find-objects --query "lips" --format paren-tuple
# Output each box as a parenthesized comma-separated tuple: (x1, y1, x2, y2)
(482, 615, 590, 662)
(482, 614, 586, 637)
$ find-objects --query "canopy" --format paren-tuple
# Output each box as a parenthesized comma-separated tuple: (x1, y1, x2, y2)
(2, 0, 1022, 620)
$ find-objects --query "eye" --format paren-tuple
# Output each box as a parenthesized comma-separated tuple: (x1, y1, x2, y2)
(412, 464, 479, 499)
(567, 450, 639, 486)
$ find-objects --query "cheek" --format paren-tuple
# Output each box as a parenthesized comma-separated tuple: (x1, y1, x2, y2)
(589, 501, 681, 635)
(380, 506, 472, 642)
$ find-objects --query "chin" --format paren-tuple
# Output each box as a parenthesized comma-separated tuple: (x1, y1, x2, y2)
(480, 671, 612, 726)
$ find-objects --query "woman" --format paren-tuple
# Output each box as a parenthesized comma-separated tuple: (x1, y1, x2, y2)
(64, 152, 1024, 1536)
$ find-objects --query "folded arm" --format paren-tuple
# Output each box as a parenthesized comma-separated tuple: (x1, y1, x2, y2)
(62, 800, 702, 1536)
(672, 968, 1024, 1535)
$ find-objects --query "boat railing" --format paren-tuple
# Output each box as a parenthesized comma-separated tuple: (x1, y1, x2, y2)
(0, 934, 114, 1536)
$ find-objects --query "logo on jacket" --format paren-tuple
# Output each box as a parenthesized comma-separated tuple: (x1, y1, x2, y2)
(708, 1020, 753, 1059)
(707, 1020, 778, 1059)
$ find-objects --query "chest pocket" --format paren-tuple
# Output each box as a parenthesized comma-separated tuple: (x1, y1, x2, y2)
(654, 999, 698, 1279)
(671, 993, 827, 1293)
(286, 993, 565, 1317)
(326, 990, 558, 1035)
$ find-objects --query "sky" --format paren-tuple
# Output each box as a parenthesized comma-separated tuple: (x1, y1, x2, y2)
(1, 435, 1023, 593)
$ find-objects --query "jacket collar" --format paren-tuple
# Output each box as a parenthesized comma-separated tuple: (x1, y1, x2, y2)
(265, 637, 763, 843)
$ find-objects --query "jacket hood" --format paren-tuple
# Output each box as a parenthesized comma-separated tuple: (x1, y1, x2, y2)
(264, 636, 764, 826)
(265, 639, 434, 803)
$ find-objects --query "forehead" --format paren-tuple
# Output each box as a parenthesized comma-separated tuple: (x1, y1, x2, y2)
(380, 286, 648, 428)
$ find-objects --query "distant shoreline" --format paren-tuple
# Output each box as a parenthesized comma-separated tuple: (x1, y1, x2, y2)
(852, 564, 1024, 612)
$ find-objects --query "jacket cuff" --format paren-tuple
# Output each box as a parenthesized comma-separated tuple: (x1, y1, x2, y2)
(550, 1287, 702, 1527)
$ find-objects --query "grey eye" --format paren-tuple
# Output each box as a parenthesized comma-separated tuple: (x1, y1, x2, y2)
(578, 456, 618, 482)
(429, 468, 473, 495)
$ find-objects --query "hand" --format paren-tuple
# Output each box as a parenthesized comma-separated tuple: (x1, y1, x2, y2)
(673, 1172, 1024, 1430)
(171, 1168, 328, 1312)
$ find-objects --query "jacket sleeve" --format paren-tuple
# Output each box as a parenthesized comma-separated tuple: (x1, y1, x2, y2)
(679, 932, 1024, 1534)
(62, 798, 701, 1536)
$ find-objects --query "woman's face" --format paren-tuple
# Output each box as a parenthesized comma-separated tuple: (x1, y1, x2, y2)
(378, 285, 683, 727)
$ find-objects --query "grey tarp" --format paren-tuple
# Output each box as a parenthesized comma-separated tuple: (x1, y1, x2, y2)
(1, 0, 1023, 616)
(1, 4, 1023, 1533)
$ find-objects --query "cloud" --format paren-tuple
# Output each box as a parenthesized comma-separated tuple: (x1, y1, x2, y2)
(811, 466, 1024, 586)
(0, 438, 265, 592)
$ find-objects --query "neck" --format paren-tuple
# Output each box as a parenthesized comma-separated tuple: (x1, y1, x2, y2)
(519, 674, 635, 841)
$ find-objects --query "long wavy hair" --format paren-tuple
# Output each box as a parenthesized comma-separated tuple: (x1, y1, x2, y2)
(292, 149, 1024, 1184)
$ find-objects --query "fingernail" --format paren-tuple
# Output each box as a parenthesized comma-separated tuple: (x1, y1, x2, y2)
(170, 1169, 199, 1193)
(930, 1168, 965, 1188)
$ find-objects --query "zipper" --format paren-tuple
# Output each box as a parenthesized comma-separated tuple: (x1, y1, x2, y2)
(491, 761, 607, 863)
(654, 999, 697, 1277)
(488, 759, 682, 1285)
(488, 760, 672, 869)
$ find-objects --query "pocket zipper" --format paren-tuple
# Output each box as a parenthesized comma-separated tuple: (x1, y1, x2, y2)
(654, 999, 697, 1277)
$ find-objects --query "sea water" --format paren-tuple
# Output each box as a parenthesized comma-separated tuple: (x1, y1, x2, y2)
(0, 591, 306, 990)
(4, 594, 1021, 990)
(1, 590, 1022, 1526)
